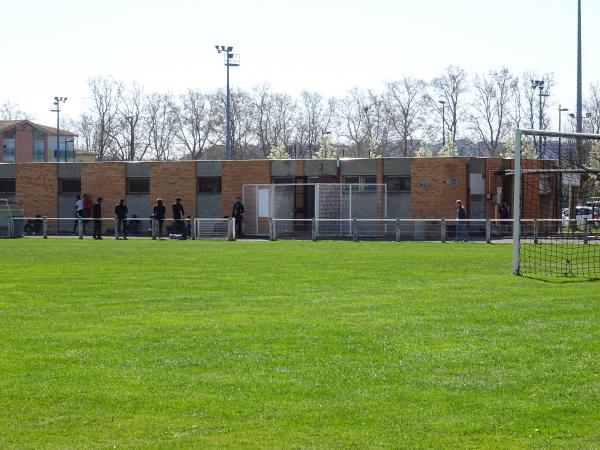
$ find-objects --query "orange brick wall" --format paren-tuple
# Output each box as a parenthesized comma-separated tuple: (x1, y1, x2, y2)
(15, 124, 34, 163)
(411, 158, 469, 219)
(150, 161, 197, 218)
(81, 162, 126, 218)
(222, 160, 271, 216)
(16, 163, 58, 217)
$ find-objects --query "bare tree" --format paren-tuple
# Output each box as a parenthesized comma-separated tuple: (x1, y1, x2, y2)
(363, 90, 391, 157)
(520, 71, 554, 131)
(87, 76, 123, 160)
(173, 89, 216, 159)
(385, 78, 427, 156)
(338, 88, 369, 157)
(0, 101, 31, 120)
(469, 68, 516, 156)
(292, 91, 335, 158)
(431, 65, 468, 148)
(585, 82, 600, 134)
(144, 92, 178, 160)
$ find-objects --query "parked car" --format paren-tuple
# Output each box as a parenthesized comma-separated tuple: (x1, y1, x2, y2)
(562, 206, 594, 226)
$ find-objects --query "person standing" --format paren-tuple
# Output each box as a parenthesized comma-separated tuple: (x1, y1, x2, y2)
(92, 197, 103, 240)
(172, 197, 186, 239)
(73, 195, 84, 234)
(153, 198, 166, 239)
(455, 199, 468, 242)
(232, 195, 244, 237)
(115, 199, 129, 240)
(83, 193, 92, 234)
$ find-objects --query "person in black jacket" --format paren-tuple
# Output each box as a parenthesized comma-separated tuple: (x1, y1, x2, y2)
(153, 198, 166, 239)
(455, 199, 468, 242)
(172, 197, 186, 239)
(232, 196, 244, 237)
(92, 197, 103, 240)
(115, 199, 128, 240)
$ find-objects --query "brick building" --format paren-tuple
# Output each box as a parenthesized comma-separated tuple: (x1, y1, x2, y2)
(0, 157, 536, 230)
(0, 120, 77, 163)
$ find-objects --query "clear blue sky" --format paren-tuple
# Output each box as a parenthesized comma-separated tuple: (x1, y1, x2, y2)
(2, 0, 598, 128)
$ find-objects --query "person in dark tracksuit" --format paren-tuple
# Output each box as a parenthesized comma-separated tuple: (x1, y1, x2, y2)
(232, 196, 244, 237)
(115, 199, 128, 240)
(93, 197, 103, 240)
(153, 198, 166, 239)
(172, 197, 186, 239)
(455, 199, 468, 242)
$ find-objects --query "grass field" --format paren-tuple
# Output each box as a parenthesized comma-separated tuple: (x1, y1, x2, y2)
(1, 239, 599, 448)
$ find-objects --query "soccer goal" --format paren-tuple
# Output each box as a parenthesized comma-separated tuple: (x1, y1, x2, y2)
(242, 183, 387, 237)
(512, 129, 600, 278)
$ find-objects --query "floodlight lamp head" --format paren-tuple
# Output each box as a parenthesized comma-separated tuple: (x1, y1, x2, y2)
(438, 99, 445, 105)
(54, 96, 59, 101)
(227, 46, 233, 52)
(215, 45, 220, 52)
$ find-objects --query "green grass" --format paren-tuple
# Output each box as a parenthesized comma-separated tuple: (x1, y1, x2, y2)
(1, 239, 599, 449)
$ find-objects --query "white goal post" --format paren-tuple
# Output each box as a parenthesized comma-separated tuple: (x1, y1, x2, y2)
(512, 129, 600, 278)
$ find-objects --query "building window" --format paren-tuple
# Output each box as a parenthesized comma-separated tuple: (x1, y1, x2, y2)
(385, 176, 411, 194)
(127, 178, 150, 194)
(198, 177, 222, 194)
(59, 179, 81, 194)
(33, 132, 45, 162)
(0, 178, 16, 194)
(344, 175, 377, 192)
(3, 138, 15, 163)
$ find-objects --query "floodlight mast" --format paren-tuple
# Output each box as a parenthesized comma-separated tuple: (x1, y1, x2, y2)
(215, 45, 239, 160)
(50, 97, 67, 162)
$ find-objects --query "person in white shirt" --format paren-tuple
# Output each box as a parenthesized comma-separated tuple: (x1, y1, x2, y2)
(73, 195, 84, 234)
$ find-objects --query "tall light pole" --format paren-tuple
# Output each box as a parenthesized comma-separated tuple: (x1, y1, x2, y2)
(558, 105, 569, 132)
(51, 97, 67, 162)
(215, 45, 240, 160)
(531, 80, 548, 158)
(438, 100, 446, 146)
(126, 116, 134, 161)
(576, 0, 583, 133)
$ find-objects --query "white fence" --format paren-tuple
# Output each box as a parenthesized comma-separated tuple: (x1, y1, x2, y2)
(14, 216, 595, 243)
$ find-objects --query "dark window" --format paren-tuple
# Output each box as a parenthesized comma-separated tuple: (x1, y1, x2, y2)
(0, 178, 16, 194)
(59, 179, 81, 194)
(343, 176, 360, 184)
(127, 178, 150, 194)
(198, 177, 222, 194)
(272, 176, 294, 184)
(386, 176, 411, 194)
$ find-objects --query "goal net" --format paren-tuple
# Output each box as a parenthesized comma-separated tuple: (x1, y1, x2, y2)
(513, 129, 600, 278)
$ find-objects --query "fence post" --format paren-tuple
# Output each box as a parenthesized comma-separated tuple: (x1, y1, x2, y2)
(78, 217, 84, 239)
(440, 218, 446, 242)
(151, 218, 157, 240)
(43, 216, 48, 239)
(191, 218, 196, 240)
(533, 219, 539, 244)
(584, 218, 589, 244)
(312, 217, 317, 241)
(114, 218, 119, 239)
(229, 217, 236, 241)
(486, 219, 491, 243)
(395, 218, 401, 242)
(8, 218, 14, 238)
(352, 218, 358, 242)
(269, 218, 276, 241)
